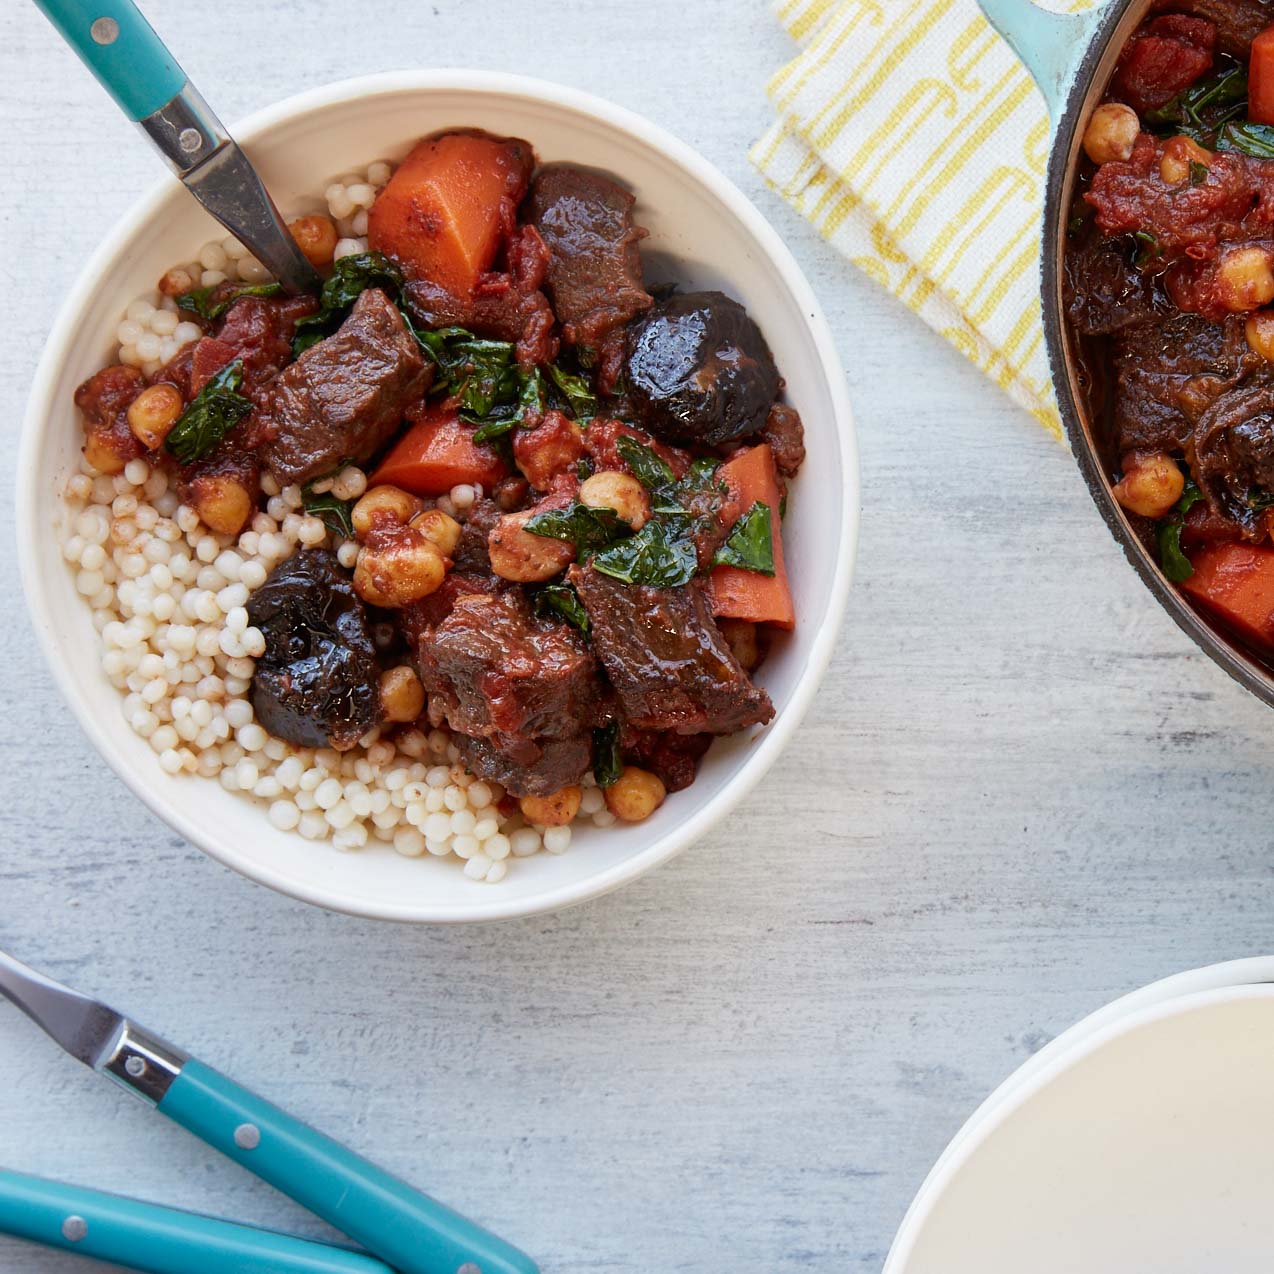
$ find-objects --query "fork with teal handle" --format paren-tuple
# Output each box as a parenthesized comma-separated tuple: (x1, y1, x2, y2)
(32, 0, 321, 294)
(0, 947, 540, 1274)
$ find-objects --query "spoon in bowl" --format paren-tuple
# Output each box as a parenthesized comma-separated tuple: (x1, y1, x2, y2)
(33, 0, 322, 295)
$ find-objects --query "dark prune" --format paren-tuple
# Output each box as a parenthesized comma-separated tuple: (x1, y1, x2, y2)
(246, 549, 381, 749)
(624, 291, 779, 447)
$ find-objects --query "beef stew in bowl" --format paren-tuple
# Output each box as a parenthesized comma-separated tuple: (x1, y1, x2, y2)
(61, 128, 804, 884)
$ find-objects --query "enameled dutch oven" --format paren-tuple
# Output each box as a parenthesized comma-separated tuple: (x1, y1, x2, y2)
(978, 0, 1274, 707)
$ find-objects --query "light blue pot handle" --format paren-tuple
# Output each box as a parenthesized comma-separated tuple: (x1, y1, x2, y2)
(0, 1169, 394, 1274)
(31, 0, 185, 121)
(160, 1059, 540, 1274)
(976, 0, 1109, 118)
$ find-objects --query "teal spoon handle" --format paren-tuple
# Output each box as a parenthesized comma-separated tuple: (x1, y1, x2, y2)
(31, 0, 184, 121)
(0, 1169, 394, 1274)
(160, 1059, 540, 1274)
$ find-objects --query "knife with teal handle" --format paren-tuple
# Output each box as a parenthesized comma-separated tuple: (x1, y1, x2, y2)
(0, 1171, 394, 1274)
(0, 948, 541, 1274)
(31, 0, 321, 292)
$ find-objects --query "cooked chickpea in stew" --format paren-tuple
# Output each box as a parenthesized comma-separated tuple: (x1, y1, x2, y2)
(1067, 1, 1274, 664)
(63, 131, 804, 879)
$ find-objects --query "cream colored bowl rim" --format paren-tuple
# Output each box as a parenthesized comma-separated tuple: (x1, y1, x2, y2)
(16, 70, 859, 923)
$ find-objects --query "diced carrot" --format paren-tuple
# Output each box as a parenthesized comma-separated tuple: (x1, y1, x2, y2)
(708, 443, 795, 631)
(370, 404, 509, 496)
(189, 338, 235, 395)
(367, 131, 533, 299)
(1181, 541, 1274, 654)
(1250, 27, 1274, 125)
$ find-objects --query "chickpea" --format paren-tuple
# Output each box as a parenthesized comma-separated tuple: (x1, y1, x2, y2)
(409, 508, 462, 557)
(189, 473, 255, 536)
(1246, 309, 1274, 360)
(158, 266, 195, 297)
(604, 766, 666, 823)
(719, 618, 760, 671)
(126, 383, 183, 450)
(579, 470, 651, 530)
(288, 215, 339, 269)
(1159, 134, 1212, 185)
(519, 785, 583, 827)
(1216, 246, 1274, 313)
(354, 531, 446, 607)
(1082, 102, 1140, 165)
(352, 485, 421, 537)
(1112, 451, 1185, 519)
(488, 510, 575, 582)
(379, 665, 425, 723)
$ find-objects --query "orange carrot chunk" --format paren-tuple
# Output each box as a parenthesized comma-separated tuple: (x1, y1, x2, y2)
(709, 442, 795, 631)
(1181, 541, 1274, 654)
(370, 404, 508, 496)
(367, 131, 533, 299)
(1251, 27, 1274, 125)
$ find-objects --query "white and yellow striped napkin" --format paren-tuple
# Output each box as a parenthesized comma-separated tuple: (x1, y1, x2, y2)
(752, 0, 1096, 440)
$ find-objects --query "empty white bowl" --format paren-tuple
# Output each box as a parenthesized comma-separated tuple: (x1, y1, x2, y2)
(18, 71, 857, 923)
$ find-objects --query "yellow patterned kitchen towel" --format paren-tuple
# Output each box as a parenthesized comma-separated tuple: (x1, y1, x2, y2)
(752, 0, 1096, 441)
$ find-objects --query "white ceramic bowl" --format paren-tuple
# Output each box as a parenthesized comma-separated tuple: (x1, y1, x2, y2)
(18, 71, 858, 923)
(887, 977, 1274, 1274)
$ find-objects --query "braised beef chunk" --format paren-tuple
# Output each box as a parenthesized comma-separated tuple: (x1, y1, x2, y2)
(527, 165, 653, 349)
(419, 591, 602, 742)
(1150, 0, 1273, 57)
(215, 294, 319, 393)
(1112, 14, 1216, 113)
(247, 550, 381, 750)
(570, 565, 774, 734)
(1064, 233, 1170, 336)
(761, 403, 806, 478)
(1194, 385, 1274, 531)
(455, 731, 593, 798)
(1112, 315, 1258, 454)
(450, 498, 503, 575)
(620, 727, 713, 792)
(625, 291, 780, 446)
(259, 289, 429, 484)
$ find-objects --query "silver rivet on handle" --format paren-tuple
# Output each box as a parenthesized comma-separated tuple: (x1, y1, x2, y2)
(234, 1122, 261, 1150)
(62, 1216, 88, 1242)
(457, 1264, 482, 1274)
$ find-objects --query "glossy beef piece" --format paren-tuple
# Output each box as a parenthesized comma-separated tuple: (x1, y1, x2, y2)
(569, 565, 774, 735)
(1064, 232, 1171, 335)
(450, 498, 504, 575)
(246, 550, 381, 750)
(527, 165, 652, 350)
(1149, 0, 1273, 57)
(1111, 314, 1257, 453)
(1181, 498, 1250, 547)
(1085, 135, 1274, 261)
(624, 291, 780, 447)
(151, 342, 196, 400)
(214, 294, 318, 393)
(760, 403, 806, 479)
(1194, 384, 1274, 531)
(74, 364, 145, 467)
(404, 226, 558, 366)
(619, 726, 713, 792)
(399, 571, 505, 638)
(259, 288, 429, 484)
(454, 731, 592, 798)
(1112, 14, 1216, 113)
(418, 591, 602, 743)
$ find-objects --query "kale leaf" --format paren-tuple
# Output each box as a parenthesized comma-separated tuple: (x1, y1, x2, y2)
(165, 360, 253, 465)
(592, 518, 699, 588)
(1158, 479, 1203, 584)
(1144, 63, 1248, 141)
(524, 502, 632, 558)
(533, 583, 590, 635)
(592, 721, 623, 787)
(712, 501, 776, 575)
(546, 362, 598, 421)
(1216, 121, 1274, 159)
(291, 252, 405, 355)
(177, 282, 283, 322)
(615, 434, 675, 490)
(302, 487, 355, 538)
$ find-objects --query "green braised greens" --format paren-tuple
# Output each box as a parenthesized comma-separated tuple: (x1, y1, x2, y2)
(177, 282, 283, 322)
(591, 721, 623, 787)
(165, 360, 253, 465)
(712, 501, 776, 575)
(1158, 479, 1204, 584)
(291, 252, 405, 355)
(533, 583, 590, 634)
(1144, 63, 1248, 139)
(545, 362, 598, 421)
(301, 487, 356, 538)
(523, 503, 632, 558)
(592, 518, 699, 587)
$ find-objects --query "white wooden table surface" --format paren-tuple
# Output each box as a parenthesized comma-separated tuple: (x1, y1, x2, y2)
(1, 3, 1271, 1271)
